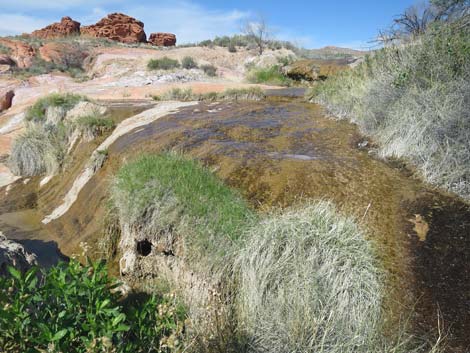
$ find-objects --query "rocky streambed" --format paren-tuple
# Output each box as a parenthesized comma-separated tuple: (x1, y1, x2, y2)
(0, 98, 468, 351)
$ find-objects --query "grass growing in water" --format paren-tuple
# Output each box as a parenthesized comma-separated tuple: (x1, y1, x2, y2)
(0, 260, 185, 353)
(236, 201, 383, 352)
(153, 87, 265, 102)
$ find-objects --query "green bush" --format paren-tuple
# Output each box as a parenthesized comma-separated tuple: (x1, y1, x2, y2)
(0, 260, 185, 353)
(308, 19, 470, 199)
(147, 57, 180, 70)
(247, 65, 291, 86)
(201, 64, 217, 77)
(181, 56, 198, 69)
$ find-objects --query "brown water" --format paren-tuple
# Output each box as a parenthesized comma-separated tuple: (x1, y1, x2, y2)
(0, 99, 468, 351)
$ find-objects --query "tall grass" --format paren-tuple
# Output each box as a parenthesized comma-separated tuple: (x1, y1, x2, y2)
(236, 201, 384, 352)
(9, 125, 68, 176)
(307, 20, 470, 198)
(9, 93, 109, 177)
(154, 87, 266, 102)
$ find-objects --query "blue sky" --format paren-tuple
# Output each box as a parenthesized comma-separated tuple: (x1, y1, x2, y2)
(0, 0, 417, 49)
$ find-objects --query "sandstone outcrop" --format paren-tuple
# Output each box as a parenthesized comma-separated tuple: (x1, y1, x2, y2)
(31, 16, 80, 39)
(81, 13, 146, 43)
(0, 90, 15, 112)
(0, 232, 37, 275)
(282, 59, 320, 81)
(38, 42, 89, 67)
(148, 33, 176, 46)
(0, 39, 36, 68)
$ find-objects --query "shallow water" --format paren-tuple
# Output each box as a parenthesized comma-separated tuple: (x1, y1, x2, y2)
(0, 99, 468, 350)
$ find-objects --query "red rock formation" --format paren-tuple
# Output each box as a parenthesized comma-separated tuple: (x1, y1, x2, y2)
(39, 42, 89, 67)
(0, 39, 36, 68)
(81, 13, 146, 43)
(148, 33, 176, 46)
(31, 16, 80, 39)
(0, 90, 15, 112)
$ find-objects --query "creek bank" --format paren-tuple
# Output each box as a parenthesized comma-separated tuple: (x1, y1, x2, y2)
(0, 99, 468, 350)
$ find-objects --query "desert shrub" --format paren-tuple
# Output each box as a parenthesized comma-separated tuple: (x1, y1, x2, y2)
(308, 19, 470, 198)
(181, 56, 198, 69)
(0, 260, 185, 353)
(201, 64, 217, 77)
(147, 57, 180, 70)
(247, 65, 291, 86)
(228, 42, 237, 53)
(25, 93, 86, 123)
(75, 115, 115, 138)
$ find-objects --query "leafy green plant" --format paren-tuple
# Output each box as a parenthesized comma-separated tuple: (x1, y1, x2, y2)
(147, 57, 180, 70)
(181, 56, 198, 69)
(0, 260, 185, 353)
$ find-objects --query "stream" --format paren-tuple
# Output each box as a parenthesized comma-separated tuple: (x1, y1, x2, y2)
(0, 97, 468, 351)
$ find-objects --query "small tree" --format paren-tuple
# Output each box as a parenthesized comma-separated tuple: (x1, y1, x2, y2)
(243, 16, 270, 55)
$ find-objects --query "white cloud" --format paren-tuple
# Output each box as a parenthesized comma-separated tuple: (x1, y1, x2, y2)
(127, 1, 251, 43)
(0, 14, 50, 36)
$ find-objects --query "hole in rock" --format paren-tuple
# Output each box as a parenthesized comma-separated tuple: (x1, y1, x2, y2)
(136, 240, 152, 256)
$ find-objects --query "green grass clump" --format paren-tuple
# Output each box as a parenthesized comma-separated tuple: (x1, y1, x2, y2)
(111, 153, 255, 265)
(147, 57, 180, 70)
(307, 19, 470, 199)
(157, 87, 266, 102)
(0, 260, 185, 353)
(247, 65, 291, 86)
(181, 56, 198, 69)
(201, 64, 217, 77)
(25, 93, 86, 123)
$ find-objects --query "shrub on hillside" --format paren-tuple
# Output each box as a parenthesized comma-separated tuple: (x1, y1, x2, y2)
(0, 260, 185, 353)
(147, 57, 180, 70)
(201, 64, 217, 77)
(181, 56, 198, 69)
